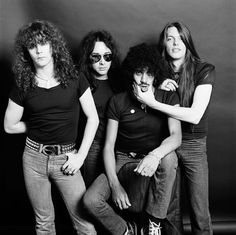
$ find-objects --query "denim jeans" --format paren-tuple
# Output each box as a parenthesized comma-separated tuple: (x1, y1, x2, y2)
(23, 146, 96, 235)
(83, 139, 104, 187)
(177, 137, 213, 235)
(83, 151, 178, 235)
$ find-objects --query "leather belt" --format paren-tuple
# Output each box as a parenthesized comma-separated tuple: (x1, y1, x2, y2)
(26, 137, 75, 156)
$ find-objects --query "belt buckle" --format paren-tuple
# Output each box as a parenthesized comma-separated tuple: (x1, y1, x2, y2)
(42, 145, 60, 156)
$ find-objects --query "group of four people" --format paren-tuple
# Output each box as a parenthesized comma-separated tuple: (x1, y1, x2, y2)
(4, 19, 215, 235)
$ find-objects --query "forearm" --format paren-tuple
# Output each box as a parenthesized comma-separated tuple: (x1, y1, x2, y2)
(150, 133, 181, 160)
(4, 121, 27, 134)
(77, 116, 99, 161)
(103, 147, 120, 188)
(149, 101, 200, 124)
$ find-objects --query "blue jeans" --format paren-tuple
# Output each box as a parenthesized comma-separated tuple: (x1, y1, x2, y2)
(83, 151, 178, 235)
(23, 146, 96, 235)
(83, 139, 104, 187)
(177, 137, 212, 235)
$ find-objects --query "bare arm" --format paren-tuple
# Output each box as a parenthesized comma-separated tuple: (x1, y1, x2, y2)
(103, 119, 131, 210)
(77, 88, 99, 158)
(134, 108, 182, 177)
(62, 88, 99, 174)
(134, 83, 212, 124)
(4, 99, 27, 134)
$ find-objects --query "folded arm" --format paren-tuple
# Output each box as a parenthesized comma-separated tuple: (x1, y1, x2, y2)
(4, 99, 27, 134)
(134, 108, 182, 177)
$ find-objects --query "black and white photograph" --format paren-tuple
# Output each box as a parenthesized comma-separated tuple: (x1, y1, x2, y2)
(0, 0, 235, 234)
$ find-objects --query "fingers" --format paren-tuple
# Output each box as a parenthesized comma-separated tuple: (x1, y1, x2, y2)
(61, 155, 77, 175)
(114, 195, 131, 210)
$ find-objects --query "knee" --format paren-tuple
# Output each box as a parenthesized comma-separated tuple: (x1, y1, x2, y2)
(83, 190, 97, 212)
(161, 152, 178, 170)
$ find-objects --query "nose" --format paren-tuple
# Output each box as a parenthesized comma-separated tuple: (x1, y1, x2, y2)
(99, 56, 105, 65)
(141, 73, 148, 83)
(173, 38, 179, 46)
(35, 44, 42, 53)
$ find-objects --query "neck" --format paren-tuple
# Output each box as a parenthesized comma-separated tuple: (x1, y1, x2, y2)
(94, 74, 108, 81)
(171, 58, 184, 72)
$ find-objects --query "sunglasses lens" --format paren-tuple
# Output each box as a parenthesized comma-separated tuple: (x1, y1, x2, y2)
(90, 54, 101, 64)
(90, 53, 112, 64)
(103, 54, 112, 62)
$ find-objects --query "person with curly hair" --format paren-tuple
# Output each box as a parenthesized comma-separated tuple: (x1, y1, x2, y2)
(83, 43, 182, 235)
(77, 30, 123, 187)
(4, 20, 98, 235)
(133, 22, 215, 235)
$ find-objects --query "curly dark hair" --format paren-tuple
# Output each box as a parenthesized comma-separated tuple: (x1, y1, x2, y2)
(13, 19, 78, 92)
(77, 30, 122, 92)
(122, 43, 164, 91)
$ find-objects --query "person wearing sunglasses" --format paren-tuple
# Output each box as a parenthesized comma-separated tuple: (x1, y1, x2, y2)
(77, 30, 123, 188)
(83, 43, 182, 235)
(3, 20, 99, 235)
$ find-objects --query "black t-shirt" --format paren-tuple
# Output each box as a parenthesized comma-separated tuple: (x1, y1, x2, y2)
(10, 74, 89, 144)
(107, 90, 179, 153)
(92, 80, 114, 142)
(176, 62, 215, 139)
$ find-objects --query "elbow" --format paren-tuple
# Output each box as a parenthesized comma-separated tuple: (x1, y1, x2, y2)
(4, 124, 13, 134)
(190, 117, 201, 125)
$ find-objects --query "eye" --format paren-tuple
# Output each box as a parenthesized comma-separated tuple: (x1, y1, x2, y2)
(135, 71, 142, 76)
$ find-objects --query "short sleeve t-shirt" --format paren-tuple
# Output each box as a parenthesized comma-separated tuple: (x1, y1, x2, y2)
(92, 80, 114, 142)
(180, 62, 215, 139)
(10, 74, 89, 144)
(107, 90, 179, 153)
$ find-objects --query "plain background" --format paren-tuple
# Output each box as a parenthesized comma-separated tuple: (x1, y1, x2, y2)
(1, 0, 235, 234)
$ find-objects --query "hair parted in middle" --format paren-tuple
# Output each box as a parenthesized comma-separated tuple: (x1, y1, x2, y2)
(122, 43, 165, 91)
(77, 30, 122, 92)
(158, 21, 201, 107)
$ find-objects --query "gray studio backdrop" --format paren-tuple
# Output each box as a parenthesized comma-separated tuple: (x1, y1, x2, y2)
(1, 0, 235, 232)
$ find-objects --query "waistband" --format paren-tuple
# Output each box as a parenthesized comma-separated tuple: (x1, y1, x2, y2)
(26, 137, 75, 156)
(116, 151, 147, 159)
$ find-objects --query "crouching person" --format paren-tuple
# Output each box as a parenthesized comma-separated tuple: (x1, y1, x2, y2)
(83, 43, 182, 235)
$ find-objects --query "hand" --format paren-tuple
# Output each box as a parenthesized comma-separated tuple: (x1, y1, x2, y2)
(133, 83, 156, 107)
(159, 79, 178, 91)
(134, 154, 161, 177)
(61, 151, 84, 175)
(111, 182, 131, 210)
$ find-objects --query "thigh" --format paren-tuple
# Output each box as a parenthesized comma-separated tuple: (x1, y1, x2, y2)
(23, 147, 54, 217)
(85, 173, 112, 203)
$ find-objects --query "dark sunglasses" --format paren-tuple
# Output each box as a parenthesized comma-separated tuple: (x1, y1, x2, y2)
(89, 53, 113, 64)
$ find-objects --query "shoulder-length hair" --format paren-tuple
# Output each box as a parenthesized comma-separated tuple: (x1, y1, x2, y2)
(13, 19, 78, 92)
(77, 30, 122, 92)
(158, 21, 201, 107)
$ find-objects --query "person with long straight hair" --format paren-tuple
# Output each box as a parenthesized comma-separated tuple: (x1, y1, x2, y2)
(4, 20, 98, 235)
(133, 21, 215, 235)
(77, 30, 123, 187)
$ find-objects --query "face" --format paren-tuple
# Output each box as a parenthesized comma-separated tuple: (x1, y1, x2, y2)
(133, 69, 155, 92)
(90, 41, 112, 78)
(28, 42, 53, 68)
(28, 43, 53, 68)
(165, 26, 186, 62)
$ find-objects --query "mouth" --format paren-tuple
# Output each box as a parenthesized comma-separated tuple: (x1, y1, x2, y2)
(99, 67, 107, 71)
(172, 48, 181, 53)
(138, 84, 149, 92)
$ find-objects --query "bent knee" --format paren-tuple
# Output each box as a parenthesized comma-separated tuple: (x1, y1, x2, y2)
(83, 190, 98, 212)
(160, 151, 178, 171)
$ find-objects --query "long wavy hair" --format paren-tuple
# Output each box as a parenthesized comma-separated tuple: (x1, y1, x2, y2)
(13, 19, 78, 92)
(122, 43, 162, 92)
(158, 21, 201, 107)
(77, 30, 122, 92)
